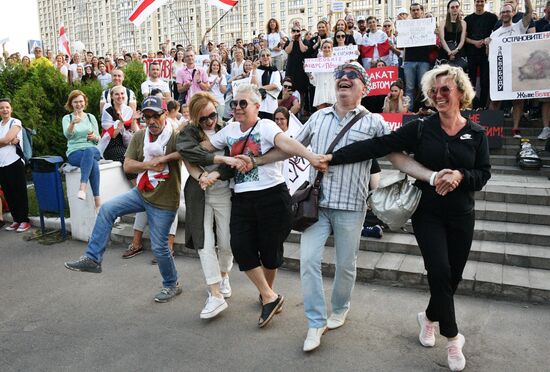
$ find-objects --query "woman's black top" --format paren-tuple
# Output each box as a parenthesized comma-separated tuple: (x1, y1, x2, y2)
(330, 114, 491, 215)
(284, 41, 309, 93)
(439, 22, 463, 59)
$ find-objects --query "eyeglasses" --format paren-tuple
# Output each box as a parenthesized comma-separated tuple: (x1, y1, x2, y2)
(230, 99, 249, 109)
(283, 84, 293, 89)
(335, 70, 362, 81)
(336, 34, 346, 39)
(260, 54, 271, 57)
(198, 111, 218, 125)
(291, 29, 301, 33)
(143, 113, 162, 120)
(429, 86, 454, 97)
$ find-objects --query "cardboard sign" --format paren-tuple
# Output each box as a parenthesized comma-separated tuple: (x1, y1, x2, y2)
(332, 45, 359, 60)
(402, 110, 503, 149)
(489, 31, 550, 101)
(143, 58, 173, 81)
(367, 66, 399, 96)
(304, 56, 347, 72)
(331, 1, 346, 12)
(395, 18, 436, 48)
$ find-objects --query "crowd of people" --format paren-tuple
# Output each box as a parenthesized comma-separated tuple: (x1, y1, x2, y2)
(0, 0, 548, 371)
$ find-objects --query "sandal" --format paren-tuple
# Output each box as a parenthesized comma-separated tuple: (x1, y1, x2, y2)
(258, 294, 284, 328)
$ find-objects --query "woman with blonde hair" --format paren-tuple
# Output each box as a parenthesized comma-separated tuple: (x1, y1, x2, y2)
(207, 59, 227, 121)
(324, 64, 490, 371)
(62, 90, 101, 208)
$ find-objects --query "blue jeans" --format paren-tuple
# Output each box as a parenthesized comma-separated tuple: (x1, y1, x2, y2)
(403, 61, 431, 111)
(85, 188, 178, 288)
(68, 147, 101, 197)
(300, 207, 366, 328)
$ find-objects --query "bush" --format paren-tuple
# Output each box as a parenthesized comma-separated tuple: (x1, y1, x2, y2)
(122, 61, 147, 105)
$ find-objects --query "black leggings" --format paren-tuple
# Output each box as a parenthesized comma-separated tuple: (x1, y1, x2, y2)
(0, 159, 30, 223)
(412, 210, 475, 338)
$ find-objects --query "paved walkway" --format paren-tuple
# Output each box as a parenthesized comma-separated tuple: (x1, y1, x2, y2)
(1, 231, 548, 371)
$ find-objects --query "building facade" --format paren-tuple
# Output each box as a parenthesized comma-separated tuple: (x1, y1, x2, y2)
(37, 0, 546, 55)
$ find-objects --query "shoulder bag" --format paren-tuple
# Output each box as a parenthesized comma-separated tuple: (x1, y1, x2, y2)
(291, 109, 368, 232)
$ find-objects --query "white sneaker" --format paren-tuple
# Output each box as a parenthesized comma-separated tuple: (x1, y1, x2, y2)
(538, 127, 550, 140)
(200, 293, 228, 319)
(220, 276, 232, 298)
(303, 326, 327, 352)
(327, 308, 350, 330)
(77, 190, 86, 200)
(447, 333, 466, 371)
(417, 312, 436, 347)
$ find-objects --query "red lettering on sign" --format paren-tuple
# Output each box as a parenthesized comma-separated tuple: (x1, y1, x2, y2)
(469, 113, 480, 123)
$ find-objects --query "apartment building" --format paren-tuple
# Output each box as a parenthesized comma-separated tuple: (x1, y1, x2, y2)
(37, 0, 546, 55)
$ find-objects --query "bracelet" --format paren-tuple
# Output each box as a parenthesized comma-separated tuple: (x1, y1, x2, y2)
(198, 172, 207, 181)
(249, 154, 257, 169)
(429, 171, 437, 186)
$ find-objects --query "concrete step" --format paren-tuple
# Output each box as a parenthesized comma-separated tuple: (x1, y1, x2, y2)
(502, 136, 549, 146)
(489, 154, 550, 167)
(474, 200, 550, 225)
(491, 144, 549, 156)
(109, 223, 550, 303)
(282, 243, 550, 303)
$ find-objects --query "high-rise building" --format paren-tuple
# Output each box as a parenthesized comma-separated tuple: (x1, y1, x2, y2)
(37, 0, 544, 56)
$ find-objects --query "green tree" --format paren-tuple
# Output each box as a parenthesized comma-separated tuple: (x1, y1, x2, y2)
(121, 61, 147, 105)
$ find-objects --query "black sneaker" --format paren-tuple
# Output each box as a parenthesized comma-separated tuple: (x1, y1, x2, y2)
(64, 256, 102, 273)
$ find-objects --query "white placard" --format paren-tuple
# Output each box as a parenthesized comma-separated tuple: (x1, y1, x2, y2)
(304, 56, 347, 72)
(231, 77, 251, 93)
(331, 1, 345, 12)
(284, 113, 310, 195)
(332, 45, 359, 60)
(489, 31, 550, 101)
(0, 38, 9, 45)
(395, 18, 436, 48)
(195, 54, 210, 68)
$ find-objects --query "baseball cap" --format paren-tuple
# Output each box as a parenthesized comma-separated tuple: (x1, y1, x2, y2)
(141, 96, 165, 113)
(397, 7, 409, 15)
(357, 16, 366, 22)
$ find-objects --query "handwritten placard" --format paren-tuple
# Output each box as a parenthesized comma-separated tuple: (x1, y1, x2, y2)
(231, 77, 251, 93)
(395, 18, 436, 48)
(143, 58, 174, 81)
(332, 45, 359, 60)
(304, 56, 347, 72)
(331, 1, 345, 12)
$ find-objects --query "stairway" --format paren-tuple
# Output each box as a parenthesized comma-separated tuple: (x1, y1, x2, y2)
(110, 118, 550, 303)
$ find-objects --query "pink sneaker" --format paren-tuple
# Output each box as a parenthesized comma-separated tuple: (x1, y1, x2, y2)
(5, 222, 20, 231)
(447, 333, 466, 371)
(16, 222, 31, 233)
(417, 312, 436, 347)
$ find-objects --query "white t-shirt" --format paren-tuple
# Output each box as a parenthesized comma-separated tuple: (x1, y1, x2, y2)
(141, 79, 170, 97)
(100, 86, 137, 107)
(97, 72, 113, 89)
(490, 20, 528, 39)
(208, 74, 227, 107)
(254, 68, 282, 114)
(210, 119, 285, 193)
(58, 65, 69, 81)
(69, 63, 83, 79)
(267, 32, 285, 57)
(0, 118, 24, 167)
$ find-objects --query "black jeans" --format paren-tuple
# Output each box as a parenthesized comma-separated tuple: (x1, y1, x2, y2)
(0, 159, 30, 223)
(412, 210, 475, 338)
(467, 55, 490, 109)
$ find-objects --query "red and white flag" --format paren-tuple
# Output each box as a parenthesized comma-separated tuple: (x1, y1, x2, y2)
(58, 25, 71, 57)
(129, 0, 169, 27)
(208, 0, 238, 11)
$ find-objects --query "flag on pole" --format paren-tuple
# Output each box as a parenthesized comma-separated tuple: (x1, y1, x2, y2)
(129, 0, 169, 27)
(58, 25, 71, 56)
(208, 0, 239, 11)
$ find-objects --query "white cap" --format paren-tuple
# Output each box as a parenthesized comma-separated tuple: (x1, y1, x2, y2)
(357, 16, 366, 22)
(397, 7, 408, 15)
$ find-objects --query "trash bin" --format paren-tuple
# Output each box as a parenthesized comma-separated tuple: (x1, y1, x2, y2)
(30, 156, 66, 239)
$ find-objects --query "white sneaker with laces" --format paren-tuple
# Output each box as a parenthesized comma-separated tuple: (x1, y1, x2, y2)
(303, 326, 327, 352)
(220, 276, 232, 298)
(327, 308, 350, 330)
(417, 312, 436, 347)
(447, 333, 466, 371)
(538, 127, 550, 140)
(200, 293, 228, 319)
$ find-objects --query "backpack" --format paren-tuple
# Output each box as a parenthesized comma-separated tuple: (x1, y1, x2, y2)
(9, 119, 35, 165)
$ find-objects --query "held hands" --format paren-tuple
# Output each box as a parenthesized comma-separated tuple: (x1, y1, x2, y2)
(199, 171, 219, 190)
(223, 156, 248, 172)
(146, 157, 166, 172)
(434, 169, 463, 196)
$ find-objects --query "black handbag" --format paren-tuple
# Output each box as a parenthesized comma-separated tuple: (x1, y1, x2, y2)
(290, 110, 368, 232)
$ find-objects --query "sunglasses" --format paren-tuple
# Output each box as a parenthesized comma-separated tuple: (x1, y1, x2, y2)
(283, 84, 293, 89)
(292, 29, 301, 33)
(260, 54, 271, 57)
(336, 34, 346, 39)
(143, 113, 162, 120)
(230, 99, 249, 109)
(429, 86, 454, 97)
(334, 70, 362, 81)
(383, 24, 392, 27)
(198, 111, 218, 125)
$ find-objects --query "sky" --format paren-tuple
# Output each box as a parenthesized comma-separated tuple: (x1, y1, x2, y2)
(0, 1, 41, 56)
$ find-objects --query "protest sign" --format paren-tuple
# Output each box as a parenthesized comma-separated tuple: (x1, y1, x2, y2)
(331, 1, 345, 12)
(489, 31, 550, 101)
(27, 40, 42, 54)
(0, 38, 9, 46)
(380, 113, 407, 131)
(367, 66, 399, 96)
(402, 110, 503, 149)
(304, 56, 346, 72)
(195, 54, 210, 68)
(284, 113, 310, 195)
(231, 77, 251, 93)
(143, 58, 173, 81)
(332, 45, 359, 60)
(395, 18, 436, 48)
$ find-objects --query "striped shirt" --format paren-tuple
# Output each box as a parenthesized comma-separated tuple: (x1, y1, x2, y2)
(295, 105, 390, 211)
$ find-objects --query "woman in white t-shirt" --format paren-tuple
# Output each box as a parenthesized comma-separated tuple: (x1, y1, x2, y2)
(266, 18, 286, 71)
(0, 98, 30, 232)
(250, 49, 282, 120)
(207, 60, 227, 121)
(172, 50, 185, 102)
(55, 53, 69, 82)
(201, 84, 319, 328)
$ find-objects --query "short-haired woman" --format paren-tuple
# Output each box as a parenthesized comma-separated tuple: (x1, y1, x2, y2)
(0, 98, 31, 232)
(250, 49, 282, 120)
(62, 90, 102, 209)
(324, 65, 491, 372)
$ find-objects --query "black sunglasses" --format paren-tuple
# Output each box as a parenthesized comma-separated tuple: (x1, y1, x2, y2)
(198, 111, 218, 125)
(334, 70, 362, 80)
(283, 84, 293, 89)
(230, 99, 249, 109)
(336, 34, 346, 39)
(143, 113, 162, 120)
(292, 29, 301, 33)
